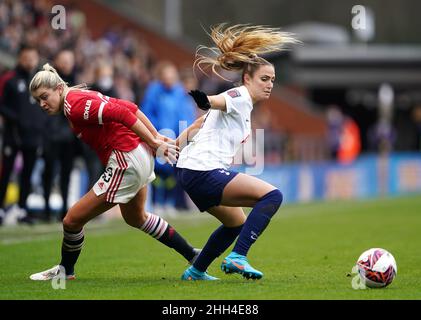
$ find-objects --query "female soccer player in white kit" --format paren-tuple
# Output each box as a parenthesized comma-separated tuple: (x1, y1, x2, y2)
(175, 24, 298, 280)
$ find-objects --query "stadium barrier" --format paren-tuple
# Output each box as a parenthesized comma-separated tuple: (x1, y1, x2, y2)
(235, 152, 421, 203)
(6, 152, 421, 217)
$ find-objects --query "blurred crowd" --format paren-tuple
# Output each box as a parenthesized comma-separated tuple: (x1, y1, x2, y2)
(0, 0, 202, 225)
(0, 0, 157, 102)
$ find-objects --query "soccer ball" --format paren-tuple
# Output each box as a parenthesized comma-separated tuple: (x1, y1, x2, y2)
(356, 248, 397, 288)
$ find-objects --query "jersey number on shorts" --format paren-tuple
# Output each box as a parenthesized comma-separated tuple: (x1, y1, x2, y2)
(101, 167, 113, 183)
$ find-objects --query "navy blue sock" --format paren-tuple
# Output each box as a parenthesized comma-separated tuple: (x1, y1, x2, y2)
(193, 224, 243, 272)
(233, 189, 283, 256)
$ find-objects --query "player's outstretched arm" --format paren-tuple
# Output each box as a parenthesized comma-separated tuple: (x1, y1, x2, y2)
(189, 90, 226, 112)
(175, 114, 205, 150)
(135, 109, 159, 137)
(130, 119, 179, 165)
(135, 109, 177, 146)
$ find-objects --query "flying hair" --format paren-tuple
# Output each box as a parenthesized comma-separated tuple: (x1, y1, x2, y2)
(194, 23, 299, 81)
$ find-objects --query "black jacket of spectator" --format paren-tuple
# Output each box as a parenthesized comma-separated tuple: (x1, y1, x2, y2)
(0, 65, 47, 148)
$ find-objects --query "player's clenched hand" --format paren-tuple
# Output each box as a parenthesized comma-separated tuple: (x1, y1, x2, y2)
(188, 90, 211, 111)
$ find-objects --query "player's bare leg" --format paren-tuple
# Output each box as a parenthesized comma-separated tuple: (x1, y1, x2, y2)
(120, 186, 199, 264)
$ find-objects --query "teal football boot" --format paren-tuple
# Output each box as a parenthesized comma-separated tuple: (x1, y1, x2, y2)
(181, 266, 219, 281)
(221, 252, 263, 280)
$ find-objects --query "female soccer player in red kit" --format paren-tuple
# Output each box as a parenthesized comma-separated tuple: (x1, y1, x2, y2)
(28, 64, 200, 280)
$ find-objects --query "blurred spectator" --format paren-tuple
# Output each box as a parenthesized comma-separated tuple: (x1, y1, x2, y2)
(325, 105, 361, 163)
(411, 104, 421, 152)
(368, 84, 397, 155)
(198, 68, 236, 95)
(337, 116, 361, 163)
(41, 49, 77, 221)
(141, 61, 195, 214)
(89, 61, 117, 98)
(114, 72, 135, 102)
(0, 44, 46, 225)
(325, 105, 344, 160)
(367, 118, 397, 154)
(180, 67, 198, 93)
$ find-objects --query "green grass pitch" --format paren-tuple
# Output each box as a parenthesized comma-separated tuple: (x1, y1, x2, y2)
(1, 195, 420, 300)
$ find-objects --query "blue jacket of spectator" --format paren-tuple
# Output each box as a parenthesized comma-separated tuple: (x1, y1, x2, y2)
(141, 80, 195, 137)
(140, 80, 196, 172)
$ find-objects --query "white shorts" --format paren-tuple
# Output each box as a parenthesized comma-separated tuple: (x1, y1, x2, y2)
(93, 143, 156, 203)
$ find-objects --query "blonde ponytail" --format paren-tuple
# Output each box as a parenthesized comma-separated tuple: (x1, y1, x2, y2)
(29, 63, 66, 93)
(41, 63, 58, 73)
(29, 63, 87, 95)
(194, 24, 299, 81)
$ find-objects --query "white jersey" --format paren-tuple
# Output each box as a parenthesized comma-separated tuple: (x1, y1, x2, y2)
(176, 85, 253, 171)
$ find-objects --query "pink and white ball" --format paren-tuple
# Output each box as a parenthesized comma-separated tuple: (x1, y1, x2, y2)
(356, 248, 397, 288)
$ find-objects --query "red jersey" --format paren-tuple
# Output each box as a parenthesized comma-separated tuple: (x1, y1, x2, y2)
(64, 89, 141, 165)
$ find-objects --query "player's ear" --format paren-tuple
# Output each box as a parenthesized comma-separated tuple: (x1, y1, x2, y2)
(243, 72, 252, 85)
(56, 83, 64, 95)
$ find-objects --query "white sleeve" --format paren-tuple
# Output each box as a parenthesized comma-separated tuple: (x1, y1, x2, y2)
(223, 94, 236, 114)
(222, 88, 244, 114)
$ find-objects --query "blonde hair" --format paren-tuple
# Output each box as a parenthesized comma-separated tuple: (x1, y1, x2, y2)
(29, 63, 86, 95)
(195, 23, 299, 81)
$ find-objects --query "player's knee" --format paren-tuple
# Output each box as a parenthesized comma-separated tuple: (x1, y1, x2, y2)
(259, 189, 283, 218)
(123, 216, 139, 228)
(270, 189, 283, 207)
(62, 215, 83, 231)
(138, 210, 149, 226)
(123, 210, 148, 228)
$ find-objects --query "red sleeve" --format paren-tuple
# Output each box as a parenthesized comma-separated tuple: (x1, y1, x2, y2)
(102, 101, 138, 127)
(69, 95, 138, 128)
(109, 97, 139, 114)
